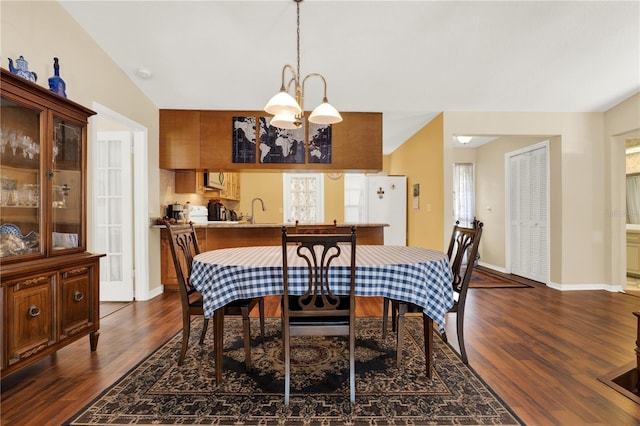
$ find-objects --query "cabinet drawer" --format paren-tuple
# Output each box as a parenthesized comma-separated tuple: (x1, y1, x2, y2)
(628, 232, 640, 244)
(6, 273, 56, 366)
(60, 265, 94, 340)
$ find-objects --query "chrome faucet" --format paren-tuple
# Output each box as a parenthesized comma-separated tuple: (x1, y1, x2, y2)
(250, 197, 266, 224)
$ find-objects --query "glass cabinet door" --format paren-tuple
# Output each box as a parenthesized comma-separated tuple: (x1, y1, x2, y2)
(0, 98, 43, 259)
(51, 117, 83, 252)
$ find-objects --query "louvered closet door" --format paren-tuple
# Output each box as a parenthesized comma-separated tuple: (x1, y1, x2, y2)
(509, 144, 549, 283)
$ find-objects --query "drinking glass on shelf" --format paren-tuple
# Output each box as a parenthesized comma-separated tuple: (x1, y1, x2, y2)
(9, 131, 19, 155)
(0, 127, 6, 153)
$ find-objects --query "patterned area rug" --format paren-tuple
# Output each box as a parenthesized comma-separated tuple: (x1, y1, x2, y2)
(66, 317, 523, 425)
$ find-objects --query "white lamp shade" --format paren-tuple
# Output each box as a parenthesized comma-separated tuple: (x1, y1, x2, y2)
(269, 113, 299, 130)
(264, 90, 302, 116)
(457, 136, 472, 144)
(308, 101, 343, 125)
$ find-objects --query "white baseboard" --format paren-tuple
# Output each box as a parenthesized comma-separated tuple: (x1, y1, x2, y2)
(477, 262, 622, 292)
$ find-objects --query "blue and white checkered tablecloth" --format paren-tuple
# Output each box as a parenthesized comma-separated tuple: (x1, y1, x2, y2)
(191, 245, 454, 332)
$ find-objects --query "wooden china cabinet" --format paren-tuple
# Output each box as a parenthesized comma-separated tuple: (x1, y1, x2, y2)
(0, 68, 103, 378)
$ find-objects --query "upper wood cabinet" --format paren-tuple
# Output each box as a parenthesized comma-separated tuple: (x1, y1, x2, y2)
(159, 109, 200, 169)
(160, 109, 383, 172)
(174, 170, 240, 201)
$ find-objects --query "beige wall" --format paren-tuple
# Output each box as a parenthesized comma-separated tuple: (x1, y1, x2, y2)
(443, 112, 605, 288)
(1, 1, 162, 294)
(455, 136, 548, 269)
(388, 114, 445, 250)
(604, 93, 640, 288)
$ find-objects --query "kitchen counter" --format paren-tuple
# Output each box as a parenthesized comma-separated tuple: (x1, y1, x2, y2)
(153, 221, 387, 229)
(159, 222, 387, 290)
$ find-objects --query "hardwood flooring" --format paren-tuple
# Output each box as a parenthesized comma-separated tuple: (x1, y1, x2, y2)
(2, 282, 640, 425)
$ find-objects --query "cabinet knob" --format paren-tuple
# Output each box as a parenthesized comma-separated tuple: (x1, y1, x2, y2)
(73, 291, 85, 302)
(28, 305, 41, 317)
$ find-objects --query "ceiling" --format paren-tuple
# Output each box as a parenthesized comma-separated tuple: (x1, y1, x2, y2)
(59, 1, 639, 154)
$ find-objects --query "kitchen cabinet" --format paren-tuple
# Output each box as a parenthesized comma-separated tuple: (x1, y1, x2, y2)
(220, 172, 240, 200)
(175, 170, 240, 201)
(0, 68, 103, 378)
(628, 230, 640, 278)
(159, 109, 200, 169)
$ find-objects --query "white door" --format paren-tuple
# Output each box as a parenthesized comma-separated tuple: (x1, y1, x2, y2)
(507, 142, 549, 283)
(94, 131, 134, 301)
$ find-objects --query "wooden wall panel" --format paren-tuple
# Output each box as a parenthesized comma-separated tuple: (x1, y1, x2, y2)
(161, 109, 382, 172)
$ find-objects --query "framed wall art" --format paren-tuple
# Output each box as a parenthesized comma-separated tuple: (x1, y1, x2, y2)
(232, 116, 256, 163)
(258, 117, 305, 164)
(308, 122, 332, 164)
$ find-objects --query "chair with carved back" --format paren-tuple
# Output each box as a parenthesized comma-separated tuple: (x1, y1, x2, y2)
(281, 226, 357, 404)
(166, 223, 265, 368)
(382, 220, 483, 365)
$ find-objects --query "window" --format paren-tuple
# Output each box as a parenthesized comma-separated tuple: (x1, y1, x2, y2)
(283, 173, 324, 223)
(453, 163, 475, 226)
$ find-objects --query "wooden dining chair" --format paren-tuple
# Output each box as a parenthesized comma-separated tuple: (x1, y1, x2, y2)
(166, 223, 265, 368)
(281, 226, 357, 404)
(382, 220, 483, 366)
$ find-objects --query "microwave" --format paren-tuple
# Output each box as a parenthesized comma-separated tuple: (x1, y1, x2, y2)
(204, 171, 225, 190)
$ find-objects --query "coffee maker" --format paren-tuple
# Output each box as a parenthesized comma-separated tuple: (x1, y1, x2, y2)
(208, 200, 226, 221)
(166, 203, 184, 221)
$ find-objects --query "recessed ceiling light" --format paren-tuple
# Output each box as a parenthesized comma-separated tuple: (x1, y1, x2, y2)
(135, 68, 153, 80)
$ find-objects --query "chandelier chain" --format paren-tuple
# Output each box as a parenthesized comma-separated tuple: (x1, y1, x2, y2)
(296, 0, 301, 80)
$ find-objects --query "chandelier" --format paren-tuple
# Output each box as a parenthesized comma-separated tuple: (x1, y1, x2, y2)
(264, 0, 342, 130)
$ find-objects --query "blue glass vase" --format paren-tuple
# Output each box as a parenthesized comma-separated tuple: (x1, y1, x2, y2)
(48, 57, 67, 98)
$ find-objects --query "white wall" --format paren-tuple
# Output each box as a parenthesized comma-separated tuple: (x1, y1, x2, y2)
(1, 1, 163, 293)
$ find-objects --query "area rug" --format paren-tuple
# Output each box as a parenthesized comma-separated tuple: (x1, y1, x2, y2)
(66, 317, 523, 425)
(470, 268, 532, 288)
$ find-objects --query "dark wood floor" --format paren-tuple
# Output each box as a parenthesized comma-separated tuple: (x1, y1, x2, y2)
(2, 280, 640, 425)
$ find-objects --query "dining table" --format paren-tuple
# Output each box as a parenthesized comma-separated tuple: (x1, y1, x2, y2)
(190, 244, 454, 383)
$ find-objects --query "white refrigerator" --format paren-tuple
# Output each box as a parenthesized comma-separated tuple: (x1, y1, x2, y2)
(365, 175, 407, 246)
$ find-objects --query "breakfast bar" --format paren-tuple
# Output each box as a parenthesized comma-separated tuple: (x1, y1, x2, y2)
(159, 222, 386, 290)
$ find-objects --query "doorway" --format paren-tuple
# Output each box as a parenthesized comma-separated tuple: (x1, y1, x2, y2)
(506, 141, 550, 283)
(90, 103, 149, 301)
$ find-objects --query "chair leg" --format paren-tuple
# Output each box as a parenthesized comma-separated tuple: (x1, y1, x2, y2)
(395, 303, 408, 368)
(422, 314, 433, 379)
(284, 325, 291, 405)
(178, 315, 191, 366)
(258, 298, 265, 340)
(349, 324, 356, 403)
(456, 310, 468, 364)
(391, 301, 398, 332)
(199, 317, 209, 344)
(382, 297, 390, 339)
(241, 306, 252, 369)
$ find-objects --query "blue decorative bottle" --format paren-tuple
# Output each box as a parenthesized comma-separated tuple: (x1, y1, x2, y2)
(48, 57, 67, 97)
